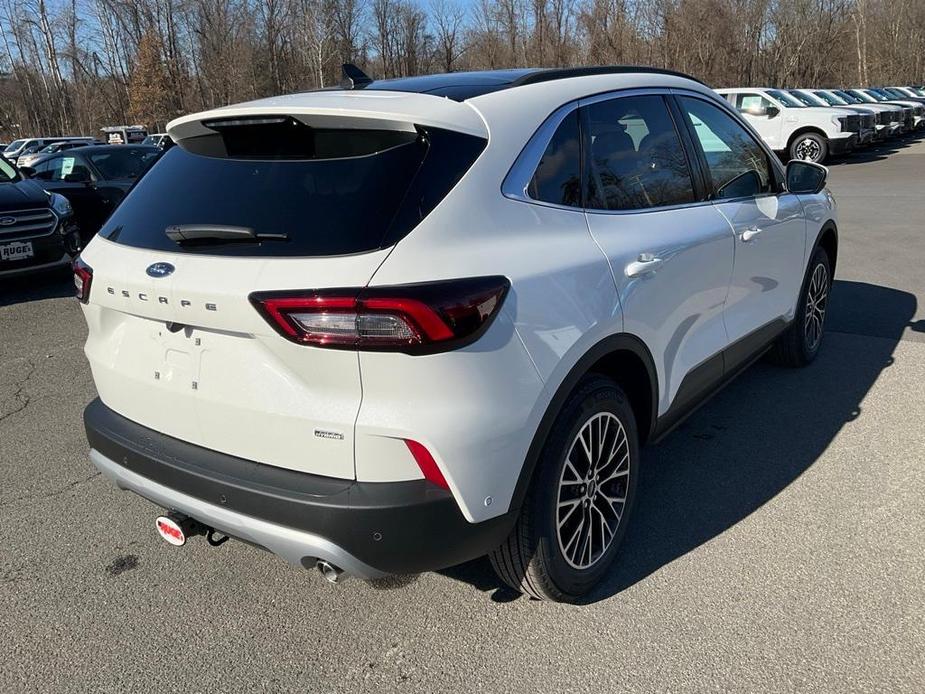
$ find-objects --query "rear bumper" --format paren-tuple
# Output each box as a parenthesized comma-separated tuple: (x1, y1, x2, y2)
(84, 398, 515, 577)
(0, 220, 81, 278)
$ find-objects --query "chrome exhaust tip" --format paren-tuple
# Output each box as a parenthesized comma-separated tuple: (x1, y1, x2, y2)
(316, 559, 346, 584)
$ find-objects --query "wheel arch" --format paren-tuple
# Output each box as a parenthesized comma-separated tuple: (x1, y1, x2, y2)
(814, 219, 838, 275)
(509, 333, 658, 512)
(787, 126, 829, 150)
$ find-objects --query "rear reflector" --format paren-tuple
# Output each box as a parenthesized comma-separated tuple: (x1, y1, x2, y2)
(73, 257, 92, 304)
(404, 439, 450, 490)
(250, 276, 509, 353)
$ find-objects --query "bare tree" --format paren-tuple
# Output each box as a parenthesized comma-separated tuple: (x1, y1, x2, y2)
(431, 0, 465, 71)
(2, 0, 924, 141)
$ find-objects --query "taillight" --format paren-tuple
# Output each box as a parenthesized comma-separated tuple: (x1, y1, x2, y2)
(73, 257, 92, 304)
(250, 276, 509, 353)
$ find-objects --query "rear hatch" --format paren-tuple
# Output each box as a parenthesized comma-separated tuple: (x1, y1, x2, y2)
(79, 93, 487, 479)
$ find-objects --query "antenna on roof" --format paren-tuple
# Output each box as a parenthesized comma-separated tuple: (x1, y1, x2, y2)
(341, 64, 372, 89)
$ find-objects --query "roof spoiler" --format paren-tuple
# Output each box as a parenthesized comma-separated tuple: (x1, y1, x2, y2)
(167, 90, 489, 149)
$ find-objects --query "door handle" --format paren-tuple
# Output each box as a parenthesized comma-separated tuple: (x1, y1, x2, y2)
(740, 226, 762, 242)
(625, 253, 664, 278)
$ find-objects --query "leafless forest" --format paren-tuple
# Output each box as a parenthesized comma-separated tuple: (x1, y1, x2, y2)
(1, 0, 924, 139)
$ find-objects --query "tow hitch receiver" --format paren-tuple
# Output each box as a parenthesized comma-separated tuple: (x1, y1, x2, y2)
(155, 511, 212, 547)
(156, 512, 231, 547)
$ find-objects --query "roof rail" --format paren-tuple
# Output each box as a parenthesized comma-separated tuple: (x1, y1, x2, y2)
(510, 65, 708, 89)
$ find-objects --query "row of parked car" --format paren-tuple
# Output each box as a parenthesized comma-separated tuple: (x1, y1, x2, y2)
(716, 86, 925, 163)
(2, 130, 170, 168)
(0, 127, 175, 278)
(0, 139, 165, 277)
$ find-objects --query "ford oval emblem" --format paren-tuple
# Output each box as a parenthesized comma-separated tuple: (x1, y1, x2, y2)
(0, 216, 15, 226)
(146, 262, 175, 278)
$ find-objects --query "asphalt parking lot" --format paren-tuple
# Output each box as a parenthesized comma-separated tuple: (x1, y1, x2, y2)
(2, 137, 924, 693)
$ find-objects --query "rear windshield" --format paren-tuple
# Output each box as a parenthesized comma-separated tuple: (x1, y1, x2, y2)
(99, 126, 485, 257)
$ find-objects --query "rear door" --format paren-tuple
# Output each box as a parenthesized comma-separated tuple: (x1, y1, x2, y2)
(674, 94, 806, 363)
(80, 108, 487, 480)
(580, 91, 735, 415)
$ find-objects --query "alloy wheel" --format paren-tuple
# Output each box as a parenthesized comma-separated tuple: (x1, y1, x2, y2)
(556, 412, 630, 570)
(795, 137, 822, 161)
(804, 262, 829, 351)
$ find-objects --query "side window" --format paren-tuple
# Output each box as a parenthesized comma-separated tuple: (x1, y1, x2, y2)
(584, 95, 695, 211)
(32, 156, 63, 180)
(735, 93, 773, 116)
(32, 155, 92, 182)
(678, 96, 774, 200)
(527, 110, 582, 207)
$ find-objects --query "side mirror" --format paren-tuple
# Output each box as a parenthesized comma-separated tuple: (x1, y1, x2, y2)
(18, 166, 35, 178)
(786, 160, 828, 194)
(766, 105, 781, 118)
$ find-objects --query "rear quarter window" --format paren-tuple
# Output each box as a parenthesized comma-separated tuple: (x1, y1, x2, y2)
(527, 111, 582, 207)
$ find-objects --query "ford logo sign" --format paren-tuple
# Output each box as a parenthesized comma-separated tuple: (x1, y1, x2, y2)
(146, 262, 175, 278)
(0, 216, 15, 226)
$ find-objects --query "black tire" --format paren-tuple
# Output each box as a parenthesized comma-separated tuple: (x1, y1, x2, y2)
(489, 375, 639, 602)
(768, 246, 831, 367)
(789, 131, 828, 164)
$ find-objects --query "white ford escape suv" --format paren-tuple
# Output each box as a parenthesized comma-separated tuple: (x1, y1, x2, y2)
(79, 66, 837, 602)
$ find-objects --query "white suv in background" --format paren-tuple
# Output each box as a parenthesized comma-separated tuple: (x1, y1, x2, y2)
(716, 87, 857, 163)
(79, 66, 837, 602)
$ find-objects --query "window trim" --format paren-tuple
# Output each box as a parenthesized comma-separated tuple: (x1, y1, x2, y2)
(670, 90, 786, 202)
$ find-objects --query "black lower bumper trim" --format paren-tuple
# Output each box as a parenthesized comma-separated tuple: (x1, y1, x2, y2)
(84, 398, 515, 574)
(0, 234, 69, 274)
(828, 135, 858, 155)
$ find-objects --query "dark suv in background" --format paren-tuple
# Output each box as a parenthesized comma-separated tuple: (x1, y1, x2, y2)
(0, 155, 80, 278)
(19, 144, 159, 239)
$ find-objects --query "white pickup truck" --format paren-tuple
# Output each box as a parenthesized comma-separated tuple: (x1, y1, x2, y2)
(715, 87, 858, 163)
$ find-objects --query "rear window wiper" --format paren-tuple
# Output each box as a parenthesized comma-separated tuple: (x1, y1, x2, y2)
(165, 224, 289, 243)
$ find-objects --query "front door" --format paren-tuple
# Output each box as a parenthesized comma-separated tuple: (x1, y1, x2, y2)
(580, 92, 735, 415)
(675, 94, 807, 366)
